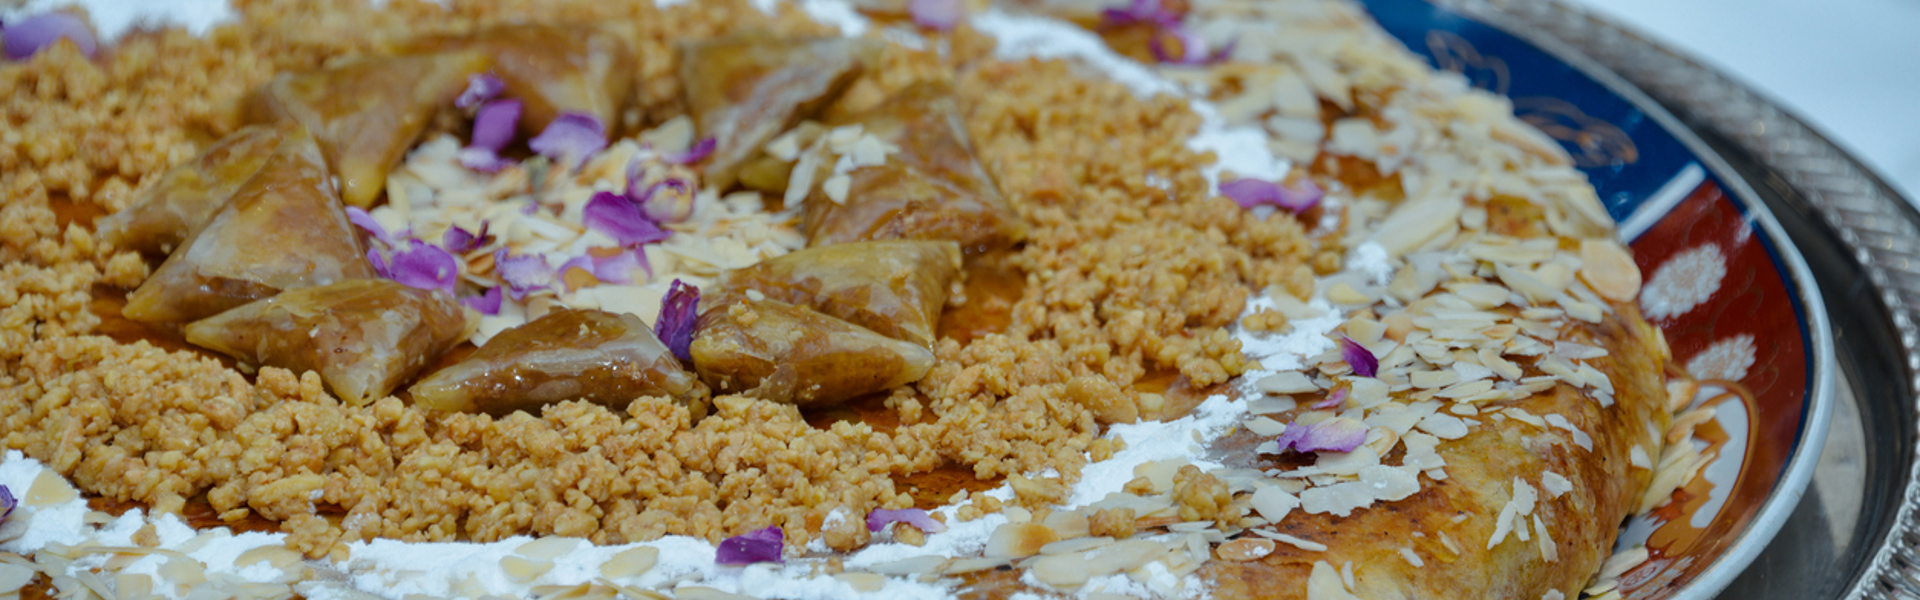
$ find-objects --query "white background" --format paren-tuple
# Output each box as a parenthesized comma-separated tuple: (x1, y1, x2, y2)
(1565, 0, 1920, 204)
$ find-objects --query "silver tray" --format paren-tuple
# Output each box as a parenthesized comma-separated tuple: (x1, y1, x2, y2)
(1441, 1, 1920, 597)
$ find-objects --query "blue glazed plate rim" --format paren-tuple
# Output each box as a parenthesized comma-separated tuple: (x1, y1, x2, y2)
(1354, 1, 1838, 597)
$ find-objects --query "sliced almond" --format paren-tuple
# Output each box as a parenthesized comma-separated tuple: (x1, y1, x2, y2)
(1579, 238, 1642, 302)
(1216, 539, 1276, 562)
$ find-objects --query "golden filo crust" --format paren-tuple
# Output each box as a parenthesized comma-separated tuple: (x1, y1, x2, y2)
(1202, 303, 1671, 600)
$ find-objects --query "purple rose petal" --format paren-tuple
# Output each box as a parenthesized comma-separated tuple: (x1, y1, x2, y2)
(1272, 417, 1368, 454)
(0, 484, 16, 524)
(909, 0, 963, 30)
(716, 526, 784, 565)
(529, 112, 607, 171)
(442, 222, 490, 254)
(495, 248, 555, 301)
(584, 191, 670, 247)
(1295, 417, 1368, 453)
(463, 286, 504, 316)
(663, 137, 716, 165)
(457, 147, 515, 173)
(455, 73, 505, 110)
(1220, 177, 1323, 213)
(379, 240, 461, 294)
(635, 177, 695, 224)
(3, 12, 96, 60)
(1101, 0, 1179, 28)
(1338, 336, 1378, 378)
(1312, 386, 1348, 410)
(470, 99, 521, 151)
(655, 279, 699, 364)
(346, 206, 393, 246)
(592, 249, 648, 285)
(867, 508, 948, 534)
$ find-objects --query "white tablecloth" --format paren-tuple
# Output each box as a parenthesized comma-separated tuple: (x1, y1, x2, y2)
(1566, 0, 1920, 204)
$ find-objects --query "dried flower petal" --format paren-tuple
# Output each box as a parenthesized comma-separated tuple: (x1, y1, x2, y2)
(909, 0, 963, 30)
(1312, 386, 1349, 410)
(455, 73, 506, 110)
(529, 112, 607, 171)
(664, 137, 716, 165)
(0, 484, 15, 523)
(457, 147, 515, 173)
(635, 177, 696, 224)
(373, 240, 461, 294)
(346, 206, 393, 246)
(1101, 0, 1180, 28)
(1220, 177, 1322, 213)
(1338, 336, 1378, 378)
(463, 286, 504, 316)
(583, 191, 670, 247)
(495, 248, 555, 301)
(4, 12, 96, 60)
(867, 508, 948, 534)
(1273, 417, 1368, 454)
(442, 222, 490, 254)
(655, 279, 699, 364)
(470, 99, 522, 151)
(716, 526, 784, 565)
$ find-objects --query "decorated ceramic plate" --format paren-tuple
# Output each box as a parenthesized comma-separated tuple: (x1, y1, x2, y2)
(1358, 0, 1837, 597)
(0, 0, 1834, 598)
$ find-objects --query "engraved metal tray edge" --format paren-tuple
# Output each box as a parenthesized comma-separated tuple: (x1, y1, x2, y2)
(1434, 1, 1920, 598)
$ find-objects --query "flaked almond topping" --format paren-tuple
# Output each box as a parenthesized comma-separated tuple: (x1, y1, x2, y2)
(1217, 538, 1276, 562)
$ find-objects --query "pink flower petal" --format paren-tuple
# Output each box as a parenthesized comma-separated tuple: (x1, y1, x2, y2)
(583, 191, 670, 247)
(442, 222, 490, 254)
(634, 177, 695, 224)
(1221, 177, 1322, 213)
(457, 147, 515, 173)
(345, 206, 393, 246)
(494, 248, 555, 301)
(909, 0, 963, 30)
(1338, 336, 1378, 378)
(592, 249, 647, 285)
(0, 484, 16, 524)
(380, 240, 461, 294)
(664, 137, 716, 165)
(455, 73, 505, 110)
(716, 526, 784, 565)
(1294, 417, 1368, 453)
(1101, 0, 1179, 28)
(1312, 386, 1348, 410)
(470, 99, 522, 152)
(867, 508, 948, 534)
(529, 112, 607, 171)
(4, 12, 96, 60)
(655, 279, 699, 364)
(463, 286, 504, 316)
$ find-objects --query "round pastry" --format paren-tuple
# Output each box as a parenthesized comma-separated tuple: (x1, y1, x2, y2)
(0, 0, 1695, 598)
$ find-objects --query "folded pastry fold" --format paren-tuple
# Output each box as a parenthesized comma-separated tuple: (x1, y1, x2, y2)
(400, 23, 635, 138)
(689, 298, 935, 407)
(122, 128, 377, 325)
(803, 83, 1026, 251)
(245, 50, 490, 208)
(712, 239, 963, 348)
(409, 308, 706, 415)
(95, 124, 285, 255)
(680, 35, 879, 188)
(184, 279, 471, 406)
